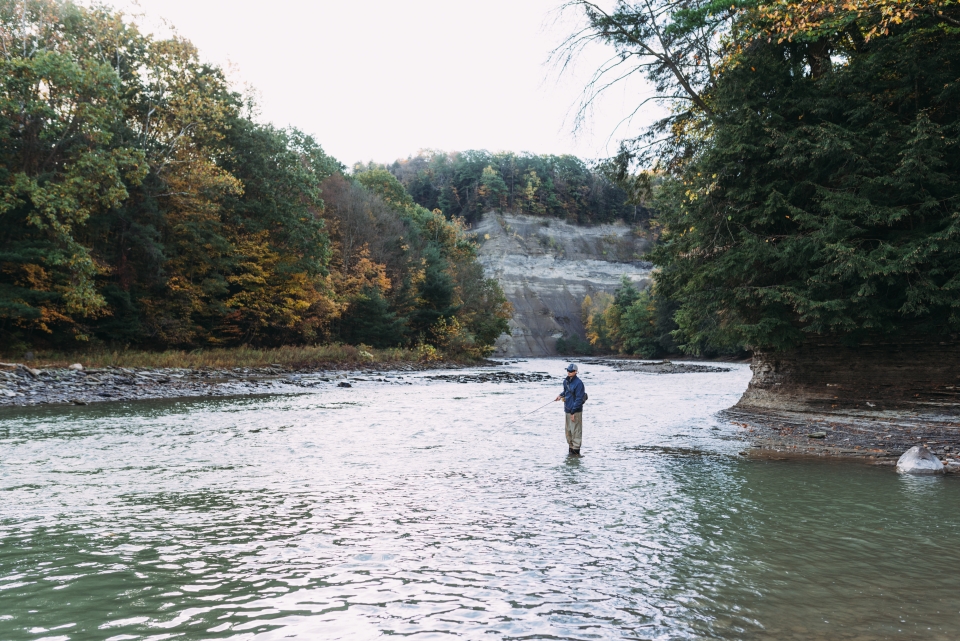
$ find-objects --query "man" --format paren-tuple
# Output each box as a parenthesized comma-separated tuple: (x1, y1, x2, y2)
(556, 363, 586, 456)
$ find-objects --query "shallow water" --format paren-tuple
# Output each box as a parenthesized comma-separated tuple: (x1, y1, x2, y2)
(2, 359, 959, 640)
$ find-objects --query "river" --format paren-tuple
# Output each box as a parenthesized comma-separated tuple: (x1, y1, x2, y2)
(2, 359, 959, 640)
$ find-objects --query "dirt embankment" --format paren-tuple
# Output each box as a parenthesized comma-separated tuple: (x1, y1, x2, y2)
(726, 338, 960, 464)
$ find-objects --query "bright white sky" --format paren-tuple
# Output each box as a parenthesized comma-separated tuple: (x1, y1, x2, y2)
(111, 0, 661, 166)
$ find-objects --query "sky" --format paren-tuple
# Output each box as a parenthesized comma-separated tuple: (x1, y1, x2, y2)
(111, 0, 661, 167)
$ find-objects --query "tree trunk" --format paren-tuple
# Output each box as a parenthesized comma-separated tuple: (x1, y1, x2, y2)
(808, 38, 832, 80)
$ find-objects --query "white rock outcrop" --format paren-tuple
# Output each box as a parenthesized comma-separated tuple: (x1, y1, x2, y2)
(896, 446, 944, 475)
(474, 212, 652, 357)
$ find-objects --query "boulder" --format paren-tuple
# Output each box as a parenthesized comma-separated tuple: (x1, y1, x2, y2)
(69, 363, 84, 371)
(19, 364, 40, 377)
(896, 446, 944, 475)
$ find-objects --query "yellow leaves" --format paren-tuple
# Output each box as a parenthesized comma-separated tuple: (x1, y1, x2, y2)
(329, 245, 392, 300)
(753, 0, 942, 43)
(224, 232, 336, 336)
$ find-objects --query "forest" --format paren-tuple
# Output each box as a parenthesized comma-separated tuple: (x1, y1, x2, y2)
(0, 0, 510, 357)
(367, 150, 647, 226)
(564, 0, 960, 357)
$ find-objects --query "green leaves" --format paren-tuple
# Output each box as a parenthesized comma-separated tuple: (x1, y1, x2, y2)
(382, 150, 637, 225)
(0, 18, 148, 320)
(649, 10, 960, 351)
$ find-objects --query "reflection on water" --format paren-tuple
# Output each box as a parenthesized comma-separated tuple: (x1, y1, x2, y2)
(2, 359, 959, 640)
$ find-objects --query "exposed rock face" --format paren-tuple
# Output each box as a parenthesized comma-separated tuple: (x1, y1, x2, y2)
(474, 212, 652, 356)
(737, 338, 960, 414)
(725, 337, 960, 460)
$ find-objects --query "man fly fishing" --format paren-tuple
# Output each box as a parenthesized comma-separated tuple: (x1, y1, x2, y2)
(556, 363, 586, 456)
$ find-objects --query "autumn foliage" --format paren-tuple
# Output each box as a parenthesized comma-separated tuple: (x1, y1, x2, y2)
(0, 0, 510, 356)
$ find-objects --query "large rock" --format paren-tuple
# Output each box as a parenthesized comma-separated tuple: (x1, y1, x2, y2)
(475, 212, 652, 357)
(723, 337, 960, 455)
(896, 446, 945, 475)
(737, 338, 960, 414)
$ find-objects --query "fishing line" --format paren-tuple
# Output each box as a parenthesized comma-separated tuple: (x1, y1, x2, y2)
(488, 398, 558, 437)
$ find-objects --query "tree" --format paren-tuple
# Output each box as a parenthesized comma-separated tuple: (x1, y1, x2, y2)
(385, 150, 639, 225)
(0, 0, 147, 339)
(563, 1, 960, 356)
(650, 5, 960, 352)
(339, 286, 406, 348)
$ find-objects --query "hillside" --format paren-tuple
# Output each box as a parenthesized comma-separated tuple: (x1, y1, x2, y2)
(473, 213, 652, 356)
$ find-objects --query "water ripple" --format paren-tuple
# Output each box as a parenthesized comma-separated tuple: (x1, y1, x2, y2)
(2, 360, 959, 639)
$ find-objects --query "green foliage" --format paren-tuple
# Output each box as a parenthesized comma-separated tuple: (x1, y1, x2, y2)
(580, 279, 681, 358)
(339, 286, 406, 349)
(0, 1, 148, 326)
(650, 9, 960, 352)
(345, 168, 512, 354)
(582, 292, 617, 353)
(618, 296, 659, 357)
(378, 150, 645, 225)
(0, 0, 512, 358)
(555, 333, 594, 356)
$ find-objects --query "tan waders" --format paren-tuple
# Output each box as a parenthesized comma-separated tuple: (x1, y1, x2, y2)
(565, 411, 582, 455)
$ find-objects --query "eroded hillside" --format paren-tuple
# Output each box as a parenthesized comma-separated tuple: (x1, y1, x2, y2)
(474, 213, 652, 356)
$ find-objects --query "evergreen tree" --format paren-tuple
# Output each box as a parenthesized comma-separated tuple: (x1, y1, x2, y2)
(339, 286, 406, 348)
(650, 5, 960, 352)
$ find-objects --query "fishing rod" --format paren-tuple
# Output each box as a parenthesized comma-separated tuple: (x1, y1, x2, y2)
(489, 398, 558, 436)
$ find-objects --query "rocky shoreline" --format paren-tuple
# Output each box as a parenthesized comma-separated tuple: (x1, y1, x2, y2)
(425, 371, 553, 384)
(591, 359, 732, 374)
(723, 406, 960, 471)
(721, 340, 960, 470)
(0, 360, 475, 409)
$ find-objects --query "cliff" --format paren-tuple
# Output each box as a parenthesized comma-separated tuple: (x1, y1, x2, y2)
(474, 212, 652, 357)
(725, 337, 960, 460)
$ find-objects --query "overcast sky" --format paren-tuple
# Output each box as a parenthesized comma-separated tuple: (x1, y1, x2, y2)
(111, 0, 661, 166)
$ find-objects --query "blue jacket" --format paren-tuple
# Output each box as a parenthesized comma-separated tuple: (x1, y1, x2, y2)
(561, 375, 586, 414)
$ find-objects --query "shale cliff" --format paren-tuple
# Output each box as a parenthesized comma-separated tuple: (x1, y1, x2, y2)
(725, 337, 960, 460)
(474, 212, 652, 357)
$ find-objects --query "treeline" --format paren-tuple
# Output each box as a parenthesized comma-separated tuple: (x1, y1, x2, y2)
(0, 0, 510, 356)
(554, 278, 678, 358)
(573, 0, 960, 354)
(359, 151, 645, 226)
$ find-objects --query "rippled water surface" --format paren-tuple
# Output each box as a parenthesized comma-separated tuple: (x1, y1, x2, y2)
(2, 359, 959, 640)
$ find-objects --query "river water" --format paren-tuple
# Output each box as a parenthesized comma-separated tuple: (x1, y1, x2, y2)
(2, 359, 959, 640)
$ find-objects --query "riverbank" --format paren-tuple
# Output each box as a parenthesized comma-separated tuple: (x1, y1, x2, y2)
(0, 355, 480, 408)
(3, 344, 452, 371)
(723, 406, 960, 470)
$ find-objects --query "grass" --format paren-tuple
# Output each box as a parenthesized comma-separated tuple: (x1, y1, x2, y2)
(3, 344, 462, 370)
